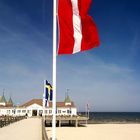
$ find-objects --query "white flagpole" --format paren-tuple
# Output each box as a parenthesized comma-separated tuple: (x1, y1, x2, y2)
(52, 0, 57, 140)
(43, 80, 46, 108)
(43, 80, 46, 121)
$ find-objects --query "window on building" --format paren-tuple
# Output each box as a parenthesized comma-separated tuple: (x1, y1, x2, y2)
(22, 110, 26, 113)
(27, 110, 30, 113)
(49, 110, 52, 114)
(7, 110, 10, 113)
(39, 110, 43, 116)
(17, 110, 21, 113)
(39, 110, 43, 113)
(67, 110, 70, 114)
(45, 110, 48, 114)
(58, 110, 61, 114)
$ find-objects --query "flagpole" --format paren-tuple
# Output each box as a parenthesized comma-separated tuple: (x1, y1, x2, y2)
(43, 80, 46, 123)
(52, 0, 57, 140)
(43, 80, 45, 111)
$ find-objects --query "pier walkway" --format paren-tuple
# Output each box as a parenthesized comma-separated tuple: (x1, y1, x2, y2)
(0, 117, 42, 140)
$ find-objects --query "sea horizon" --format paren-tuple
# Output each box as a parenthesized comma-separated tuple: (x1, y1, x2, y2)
(78, 112, 140, 123)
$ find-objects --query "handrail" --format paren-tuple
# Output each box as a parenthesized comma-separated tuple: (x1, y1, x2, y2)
(0, 116, 26, 128)
(42, 117, 49, 140)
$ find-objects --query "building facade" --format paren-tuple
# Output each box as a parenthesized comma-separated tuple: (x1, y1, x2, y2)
(0, 95, 77, 117)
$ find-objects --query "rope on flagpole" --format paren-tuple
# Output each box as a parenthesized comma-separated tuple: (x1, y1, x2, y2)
(52, 0, 57, 140)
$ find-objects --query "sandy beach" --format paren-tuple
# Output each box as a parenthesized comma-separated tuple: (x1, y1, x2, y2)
(46, 124, 140, 140)
(0, 118, 42, 140)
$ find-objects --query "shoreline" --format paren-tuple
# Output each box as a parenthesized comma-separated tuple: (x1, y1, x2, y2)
(79, 112, 140, 124)
(86, 120, 140, 124)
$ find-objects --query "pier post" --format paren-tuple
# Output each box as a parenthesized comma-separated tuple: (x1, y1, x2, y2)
(69, 120, 71, 126)
(75, 119, 78, 127)
(59, 120, 61, 127)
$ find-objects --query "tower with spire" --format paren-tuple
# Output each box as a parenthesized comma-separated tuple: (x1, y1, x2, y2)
(0, 89, 7, 106)
(0, 89, 14, 107)
(6, 97, 14, 107)
(64, 94, 72, 106)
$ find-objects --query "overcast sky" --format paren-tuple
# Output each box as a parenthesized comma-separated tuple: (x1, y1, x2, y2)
(0, 0, 140, 112)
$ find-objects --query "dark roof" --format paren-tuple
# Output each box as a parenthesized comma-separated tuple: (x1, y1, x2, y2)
(47, 102, 75, 108)
(0, 104, 13, 108)
(7, 97, 13, 105)
(0, 105, 5, 108)
(64, 95, 71, 103)
(20, 99, 42, 107)
(20, 99, 76, 108)
(0, 94, 7, 103)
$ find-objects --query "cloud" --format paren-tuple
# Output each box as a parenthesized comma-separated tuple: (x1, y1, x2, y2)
(56, 53, 140, 111)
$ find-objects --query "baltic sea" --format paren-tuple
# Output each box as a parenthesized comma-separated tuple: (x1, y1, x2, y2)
(79, 112, 140, 123)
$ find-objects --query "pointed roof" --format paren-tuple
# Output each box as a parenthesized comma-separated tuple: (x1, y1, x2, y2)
(8, 97, 13, 104)
(0, 94, 7, 103)
(64, 95, 71, 103)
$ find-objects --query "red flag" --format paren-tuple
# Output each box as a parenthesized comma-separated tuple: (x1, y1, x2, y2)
(58, 0, 100, 55)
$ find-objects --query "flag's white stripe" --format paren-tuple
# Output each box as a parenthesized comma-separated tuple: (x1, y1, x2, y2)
(71, 0, 82, 54)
